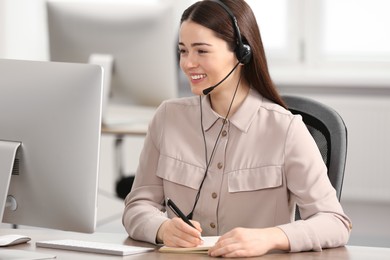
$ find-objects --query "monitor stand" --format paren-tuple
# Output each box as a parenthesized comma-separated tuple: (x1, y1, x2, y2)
(0, 140, 21, 221)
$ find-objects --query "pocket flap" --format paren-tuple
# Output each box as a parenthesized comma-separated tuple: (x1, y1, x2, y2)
(228, 166, 283, 193)
(156, 155, 205, 190)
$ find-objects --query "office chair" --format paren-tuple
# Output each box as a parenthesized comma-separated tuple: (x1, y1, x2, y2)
(282, 95, 348, 219)
(116, 175, 135, 200)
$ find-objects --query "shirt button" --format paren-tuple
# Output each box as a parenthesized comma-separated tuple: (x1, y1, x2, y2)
(217, 162, 223, 169)
(222, 130, 227, 137)
(211, 192, 218, 199)
(210, 222, 216, 229)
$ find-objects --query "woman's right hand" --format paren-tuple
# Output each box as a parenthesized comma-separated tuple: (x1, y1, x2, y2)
(157, 217, 203, 247)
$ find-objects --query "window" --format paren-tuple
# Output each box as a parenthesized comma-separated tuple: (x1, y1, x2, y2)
(312, 0, 390, 64)
(246, 0, 300, 64)
(247, 0, 390, 67)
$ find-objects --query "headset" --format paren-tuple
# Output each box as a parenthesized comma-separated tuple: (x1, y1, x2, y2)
(211, 0, 252, 65)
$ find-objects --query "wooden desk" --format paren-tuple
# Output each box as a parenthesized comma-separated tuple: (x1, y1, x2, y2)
(1, 228, 390, 259)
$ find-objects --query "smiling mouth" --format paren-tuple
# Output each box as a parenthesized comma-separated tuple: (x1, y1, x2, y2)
(190, 74, 207, 80)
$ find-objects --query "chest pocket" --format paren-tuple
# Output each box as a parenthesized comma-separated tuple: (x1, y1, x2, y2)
(156, 155, 205, 190)
(228, 166, 283, 193)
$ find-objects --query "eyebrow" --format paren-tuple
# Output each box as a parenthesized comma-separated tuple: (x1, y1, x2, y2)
(178, 42, 213, 47)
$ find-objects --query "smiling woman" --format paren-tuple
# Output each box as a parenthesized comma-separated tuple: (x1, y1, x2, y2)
(122, 1, 352, 258)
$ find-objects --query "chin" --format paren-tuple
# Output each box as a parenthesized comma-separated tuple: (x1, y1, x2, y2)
(190, 86, 205, 96)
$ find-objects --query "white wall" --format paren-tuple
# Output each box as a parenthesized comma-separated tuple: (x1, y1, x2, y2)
(1, 0, 48, 60)
(0, 0, 6, 57)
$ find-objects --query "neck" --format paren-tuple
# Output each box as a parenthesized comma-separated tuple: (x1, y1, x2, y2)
(209, 81, 250, 117)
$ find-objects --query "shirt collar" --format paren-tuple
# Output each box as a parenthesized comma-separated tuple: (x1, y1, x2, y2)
(201, 88, 262, 133)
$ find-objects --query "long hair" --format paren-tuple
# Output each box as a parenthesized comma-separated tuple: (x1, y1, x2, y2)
(180, 0, 286, 109)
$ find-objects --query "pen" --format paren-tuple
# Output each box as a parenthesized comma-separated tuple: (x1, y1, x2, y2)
(167, 198, 203, 242)
(166, 198, 196, 229)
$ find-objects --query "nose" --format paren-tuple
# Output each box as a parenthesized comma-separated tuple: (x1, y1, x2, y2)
(180, 52, 198, 70)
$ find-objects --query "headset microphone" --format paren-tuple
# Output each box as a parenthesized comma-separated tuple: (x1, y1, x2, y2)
(202, 61, 240, 95)
(202, 1, 252, 96)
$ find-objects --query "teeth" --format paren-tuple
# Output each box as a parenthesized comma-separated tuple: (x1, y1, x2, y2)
(191, 74, 206, 80)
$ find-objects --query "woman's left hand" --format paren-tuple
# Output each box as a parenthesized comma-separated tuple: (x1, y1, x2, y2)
(208, 227, 290, 258)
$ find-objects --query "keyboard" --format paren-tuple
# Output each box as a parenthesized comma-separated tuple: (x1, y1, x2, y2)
(36, 239, 154, 256)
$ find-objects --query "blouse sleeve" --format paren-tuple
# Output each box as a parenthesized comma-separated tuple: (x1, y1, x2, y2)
(122, 103, 169, 244)
(277, 115, 352, 252)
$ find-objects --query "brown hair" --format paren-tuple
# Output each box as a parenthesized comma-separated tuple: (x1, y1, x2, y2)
(180, 0, 286, 108)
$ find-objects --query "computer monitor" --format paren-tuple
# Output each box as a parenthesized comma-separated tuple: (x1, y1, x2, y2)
(0, 58, 103, 233)
(46, 0, 178, 125)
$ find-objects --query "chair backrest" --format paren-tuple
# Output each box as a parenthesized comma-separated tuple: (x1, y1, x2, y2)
(282, 95, 348, 201)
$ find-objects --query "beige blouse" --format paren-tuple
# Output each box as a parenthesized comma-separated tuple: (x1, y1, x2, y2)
(122, 88, 352, 252)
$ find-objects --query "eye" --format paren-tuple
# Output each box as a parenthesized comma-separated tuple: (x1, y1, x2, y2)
(197, 49, 208, 54)
(178, 48, 187, 55)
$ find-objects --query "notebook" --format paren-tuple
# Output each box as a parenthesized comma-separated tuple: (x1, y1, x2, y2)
(158, 236, 220, 254)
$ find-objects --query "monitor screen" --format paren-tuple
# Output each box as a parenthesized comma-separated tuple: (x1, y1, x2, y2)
(0, 58, 103, 233)
(46, 0, 178, 125)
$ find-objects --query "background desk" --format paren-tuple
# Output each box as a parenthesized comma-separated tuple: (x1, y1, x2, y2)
(1, 228, 390, 259)
(101, 104, 152, 178)
(101, 124, 148, 199)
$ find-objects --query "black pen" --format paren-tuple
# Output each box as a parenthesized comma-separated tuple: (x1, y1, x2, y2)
(166, 198, 203, 240)
(167, 198, 195, 228)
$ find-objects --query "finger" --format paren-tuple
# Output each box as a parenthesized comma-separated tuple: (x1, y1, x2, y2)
(190, 220, 203, 233)
(209, 243, 236, 257)
(208, 237, 238, 257)
(173, 218, 202, 238)
(163, 228, 201, 247)
(170, 218, 203, 246)
(170, 233, 202, 248)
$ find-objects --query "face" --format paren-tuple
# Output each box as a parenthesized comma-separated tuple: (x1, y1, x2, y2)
(179, 21, 239, 96)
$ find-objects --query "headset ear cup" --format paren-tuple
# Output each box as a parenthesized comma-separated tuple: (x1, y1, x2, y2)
(236, 43, 252, 65)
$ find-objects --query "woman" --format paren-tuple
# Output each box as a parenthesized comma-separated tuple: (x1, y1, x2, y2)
(123, 0, 352, 257)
